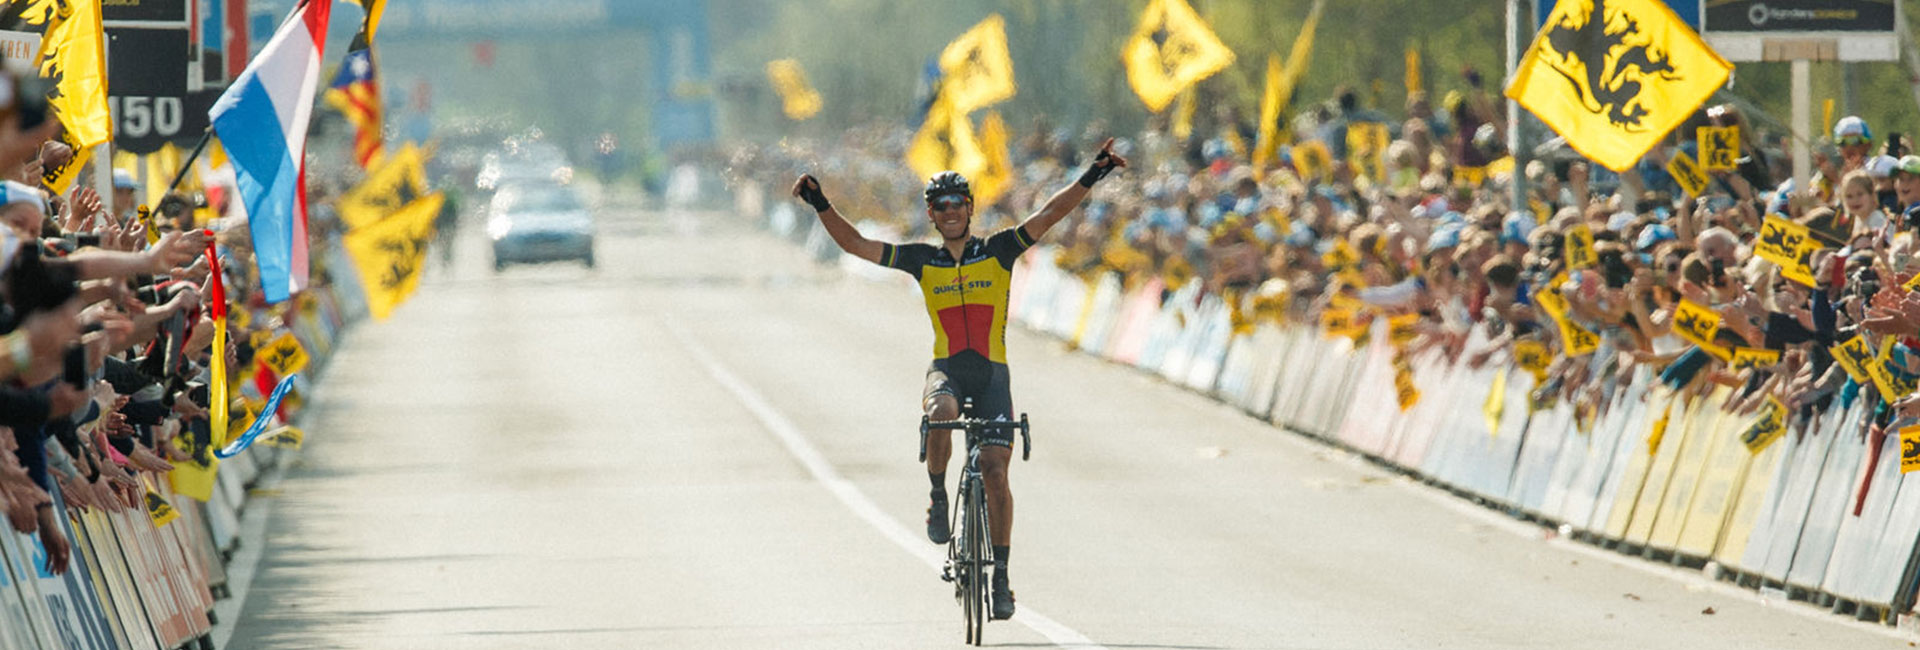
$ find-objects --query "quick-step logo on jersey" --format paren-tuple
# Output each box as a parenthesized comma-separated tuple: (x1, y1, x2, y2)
(882, 226, 1036, 364)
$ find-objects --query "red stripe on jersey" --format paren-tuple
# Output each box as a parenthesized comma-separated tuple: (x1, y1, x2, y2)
(937, 303, 997, 358)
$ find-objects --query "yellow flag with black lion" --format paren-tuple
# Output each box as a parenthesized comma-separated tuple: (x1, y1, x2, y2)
(1507, 0, 1731, 172)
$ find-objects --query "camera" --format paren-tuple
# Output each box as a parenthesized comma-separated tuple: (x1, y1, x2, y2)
(1601, 254, 1634, 289)
(5, 245, 78, 316)
(61, 344, 85, 389)
(14, 75, 49, 131)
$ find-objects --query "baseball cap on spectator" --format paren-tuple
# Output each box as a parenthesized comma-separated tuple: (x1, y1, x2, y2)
(1501, 211, 1535, 246)
(1425, 223, 1462, 252)
(1866, 155, 1899, 179)
(1897, 155, 1920, 177)
(0, 180, 47, 213)
(1636, 223, 1676, 251)
(1835, 116, 1871, 145)
(112, 168, 137, 190)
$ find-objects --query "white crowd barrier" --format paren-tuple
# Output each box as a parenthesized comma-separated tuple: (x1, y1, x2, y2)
(0, 257, 362, 650)
(1001, 246, 1920, 624)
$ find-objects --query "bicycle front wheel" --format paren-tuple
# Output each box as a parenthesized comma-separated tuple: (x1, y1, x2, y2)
(963, 480, 989, 645)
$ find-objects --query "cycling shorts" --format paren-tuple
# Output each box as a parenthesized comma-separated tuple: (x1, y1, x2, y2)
(923, 354, 1015, 448)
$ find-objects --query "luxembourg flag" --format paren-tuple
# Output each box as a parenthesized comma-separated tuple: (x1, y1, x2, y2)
(210, 0, 332, 303)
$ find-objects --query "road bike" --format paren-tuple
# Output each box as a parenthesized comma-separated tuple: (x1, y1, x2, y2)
(921, 401, 1029, 646)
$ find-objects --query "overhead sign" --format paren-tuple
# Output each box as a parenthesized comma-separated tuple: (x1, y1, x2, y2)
(103, 0, 189, 24)
(1705, 0, 1894, 33)
(1703, 0, 1899, 62)
(107, 27, 214, 153)
(108, 27, 188, 96)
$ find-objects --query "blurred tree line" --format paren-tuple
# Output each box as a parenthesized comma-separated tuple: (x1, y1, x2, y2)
(710, 0, 1920, 154)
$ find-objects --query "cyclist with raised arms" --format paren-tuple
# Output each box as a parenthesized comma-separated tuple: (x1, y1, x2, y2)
(791, 139, 1125, 620)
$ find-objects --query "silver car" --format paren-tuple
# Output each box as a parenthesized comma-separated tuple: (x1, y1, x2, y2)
(488, 183, 595, 270)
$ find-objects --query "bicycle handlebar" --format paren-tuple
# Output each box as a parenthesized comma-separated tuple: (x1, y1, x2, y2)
(919, 413, 1032, 462)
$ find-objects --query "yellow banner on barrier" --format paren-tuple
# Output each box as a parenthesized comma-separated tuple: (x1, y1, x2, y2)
(261, 426, 304, 450)
(1730, 347, 1781, 371)
(1388, 313, 1420, 348)
(1902, 425, 1920, 474)
(1831, 335, 1875, 384)
(1556, 318, 1600, 357)
(1393, 365, 1419, 411)
(1867, 338, 1918, 402)
(1483, 367, 1506, 436)
(167, 437, 218, 502)
(144, 488, 179, 527)
(1647, 398, 1673, 454)
(1513, 340, 1551, 380)
(262, 332, 311, 377)
(1672, 299, 1720, 349)
(1740, 396, 1787, 454)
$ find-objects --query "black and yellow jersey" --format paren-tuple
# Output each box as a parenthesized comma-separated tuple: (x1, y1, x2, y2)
(880, 225, 1036, 365)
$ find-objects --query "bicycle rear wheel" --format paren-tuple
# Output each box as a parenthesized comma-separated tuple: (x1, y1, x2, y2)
(963, 480, 988, 645)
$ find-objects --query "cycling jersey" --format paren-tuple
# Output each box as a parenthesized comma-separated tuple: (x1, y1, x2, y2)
(881, 225, 1036, 365)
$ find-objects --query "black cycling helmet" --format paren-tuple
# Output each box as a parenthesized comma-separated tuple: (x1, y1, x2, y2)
(924, 171, 972, 203)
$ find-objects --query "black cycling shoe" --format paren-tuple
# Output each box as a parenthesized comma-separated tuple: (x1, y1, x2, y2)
(926, 496, 951, 544)
(990, 572, 1015, 620)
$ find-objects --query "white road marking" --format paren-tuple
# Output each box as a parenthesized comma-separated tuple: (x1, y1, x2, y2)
(666, 321, 1106, 649)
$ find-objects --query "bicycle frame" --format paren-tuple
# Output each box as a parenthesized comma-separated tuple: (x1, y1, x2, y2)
(920, 402, 1029, 645)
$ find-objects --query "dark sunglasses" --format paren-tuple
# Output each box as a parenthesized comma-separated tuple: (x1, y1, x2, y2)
(1838, 135, 1872, 147)
(930, 196, 970, 211)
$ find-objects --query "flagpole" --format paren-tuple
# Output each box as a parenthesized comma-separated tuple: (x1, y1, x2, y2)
(1506, 0, 1528, 217)
(163, 127, 215, 195)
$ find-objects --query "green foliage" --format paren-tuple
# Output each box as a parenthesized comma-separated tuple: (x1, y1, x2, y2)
(715, 0, 1920, 155)
(712, 0, 1506, 137)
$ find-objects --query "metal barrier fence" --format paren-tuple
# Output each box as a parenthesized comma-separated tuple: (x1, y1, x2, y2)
(1003, 248, 1920, 626)
(0, 245, 365, 650)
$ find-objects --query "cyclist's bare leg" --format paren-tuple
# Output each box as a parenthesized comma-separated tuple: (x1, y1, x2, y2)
(980, 445, 1012, 546)
(925, 394, 959, 475)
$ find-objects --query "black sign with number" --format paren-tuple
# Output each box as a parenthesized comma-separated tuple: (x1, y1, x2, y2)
(106, 27, 207, 153)
(1705, 0, 1895, 33)
(107, 28, 188, 96)
(111, 89, 218, 155)
(102, 0, 188, 24)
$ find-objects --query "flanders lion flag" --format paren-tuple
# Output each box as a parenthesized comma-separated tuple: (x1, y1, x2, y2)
(906, 97, 986, 183)
(344, 193, 443, 320)
(1122, 0, 1234, 113)
(1507, 0, 1731, 172)
(938, 14, 1016, 114)
(25, 0, 110, 193)
(765, 59, 823, 120)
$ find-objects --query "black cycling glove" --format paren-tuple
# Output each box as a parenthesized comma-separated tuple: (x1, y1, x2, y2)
(1077, 150, 1121, 188)
(797, 177, 833, 213)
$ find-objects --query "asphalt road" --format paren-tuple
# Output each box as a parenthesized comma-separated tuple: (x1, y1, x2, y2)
(223, 201, 1913, 649)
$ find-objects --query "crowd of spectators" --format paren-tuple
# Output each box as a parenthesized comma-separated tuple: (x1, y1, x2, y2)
(730, 71, 1920, 435)
(0, 68, 326, 576)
